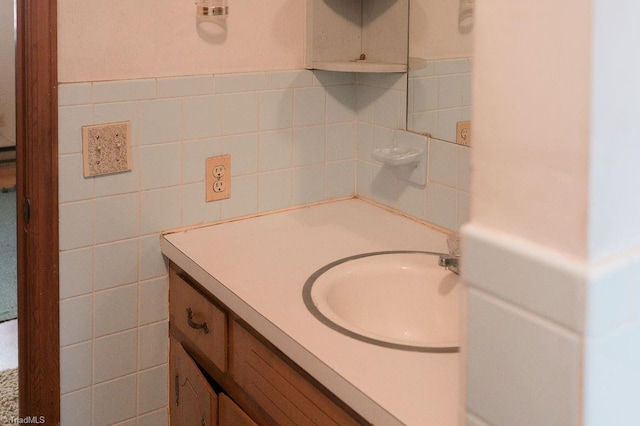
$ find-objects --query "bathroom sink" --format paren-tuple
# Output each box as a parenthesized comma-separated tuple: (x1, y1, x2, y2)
(303, 251, 460, 352)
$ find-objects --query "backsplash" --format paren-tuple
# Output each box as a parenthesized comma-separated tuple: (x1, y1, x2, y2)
(58, 68, 471, 425)
(355, 72, 471, 231)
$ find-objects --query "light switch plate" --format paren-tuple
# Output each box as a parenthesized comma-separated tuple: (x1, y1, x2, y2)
(206, 155, 231, 202)
(82, 121, 132, 177)
(456, 121, 471, 146)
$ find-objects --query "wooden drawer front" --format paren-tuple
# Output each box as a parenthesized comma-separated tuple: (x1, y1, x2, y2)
(219, 393, 258, 426)
(231, 321, 362, 426)
(170, 269, 227, 372)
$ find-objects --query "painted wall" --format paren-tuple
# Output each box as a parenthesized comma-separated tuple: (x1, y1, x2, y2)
(409, 0, 473, 62)
(57, 0, 306, 82)
(0, 0, 15, 148)
(471, 0, 590, 258)
(465, 0, 640, 425)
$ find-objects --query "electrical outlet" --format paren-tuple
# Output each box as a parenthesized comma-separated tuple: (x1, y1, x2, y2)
(212, 165, 225, 178)
(206, 155, 231, 202)
(82, 121, 132, 177)
(213, 180, 225, 193)
(456, 121, 471, 146)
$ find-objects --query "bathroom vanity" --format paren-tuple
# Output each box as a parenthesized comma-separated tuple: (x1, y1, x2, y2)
(161, 199, 461, 425)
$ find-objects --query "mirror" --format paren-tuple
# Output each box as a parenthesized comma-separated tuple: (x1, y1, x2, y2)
(0, 0, 16, 157)
(407, 0, 474, 144)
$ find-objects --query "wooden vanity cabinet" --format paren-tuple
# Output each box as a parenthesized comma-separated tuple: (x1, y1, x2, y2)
(168, 263, 370, 426)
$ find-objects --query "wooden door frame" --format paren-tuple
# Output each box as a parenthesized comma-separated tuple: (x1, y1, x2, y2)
(16, 0, 60, 423)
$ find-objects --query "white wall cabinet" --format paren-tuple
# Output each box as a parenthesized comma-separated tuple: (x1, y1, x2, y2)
(305, 0, 409, 73)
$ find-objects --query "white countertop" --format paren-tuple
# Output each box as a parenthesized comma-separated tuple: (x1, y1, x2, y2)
(161, 199, 461, 426)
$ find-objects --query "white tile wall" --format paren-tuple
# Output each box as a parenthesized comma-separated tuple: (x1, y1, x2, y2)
(258, 129, 293, 171)
(407, 58, 472, 142)
(222, 93, 259, 135)
(59, 69, 358, 424)
(294, 126, 325, 166)
(60, 341, 92, 394)
(137, 409, 168, 426)
(429, 139, 459, 187)
(182, 96, 223, 140)
(463, 220, 640, 426)
(584, 323, 640, 425)
(221, 175, 259, 219)
(94, 239, 139, 291)
(138, 277, 169, 326)
(258, 169, 293, 212)
(60, 248, 93, 299)
(94, 195, 138, 244)
(61, 388, 92, 425)
(294, 87, 327, 127)
(92, 375, 137, 425)
(137, 365, 168, 415)
(93, 330, 137, 383)
(60, 295, 93, 346)
(157, 75, 214, 98)
(138, 321, 168, 370)
(139, 143, 182, 190)
(141, 99, 183, 144)
(462, 224, 586, 332)
(260, 90, 294, 130)
(94, 285, 138, 337)
(59, 201, 94, 250)
(353, 71, 471, 232)
(293, 165, 325, 205)
(426, 184, 458, 230)
(93, 79, 156, 104)
(466, 289, 581, 426)
(326, 123, 356, 161)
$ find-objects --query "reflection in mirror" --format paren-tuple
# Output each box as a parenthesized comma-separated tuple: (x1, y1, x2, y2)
(407, 0, 474, 144)
(0, 0, 16, 159)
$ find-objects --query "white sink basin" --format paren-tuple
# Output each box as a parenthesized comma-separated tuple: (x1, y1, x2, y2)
(303, 251, 460, 352)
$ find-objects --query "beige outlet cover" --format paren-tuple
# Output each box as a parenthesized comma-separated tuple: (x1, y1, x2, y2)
(206, 155, 231, 202)
(456, 121, 471, 146)
(82, 121, 132, 177)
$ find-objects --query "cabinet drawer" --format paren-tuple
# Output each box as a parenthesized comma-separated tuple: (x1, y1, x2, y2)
(231, 321, 363, 426)
(170, 269, 227, 372)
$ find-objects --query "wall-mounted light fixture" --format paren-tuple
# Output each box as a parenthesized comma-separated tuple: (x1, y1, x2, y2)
(196, 0, 228, 21)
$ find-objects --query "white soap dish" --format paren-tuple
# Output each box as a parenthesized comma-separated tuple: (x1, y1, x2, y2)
(372, 146, 423, 167)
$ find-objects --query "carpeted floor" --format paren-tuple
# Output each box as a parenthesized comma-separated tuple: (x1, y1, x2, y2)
(0, 188, 17, 323)
(0, 368, 18, 425)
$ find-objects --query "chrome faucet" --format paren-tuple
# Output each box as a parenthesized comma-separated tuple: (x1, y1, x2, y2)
(439, 232, 461, 274)
(438, 255, 459, 274)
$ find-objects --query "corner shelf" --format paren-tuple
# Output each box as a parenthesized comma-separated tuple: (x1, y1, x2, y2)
(306, 0, 409, 74)
(311, 60, 407, 73)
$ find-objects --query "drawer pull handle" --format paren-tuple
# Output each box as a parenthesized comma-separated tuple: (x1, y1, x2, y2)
(186, 308, 210, 334)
